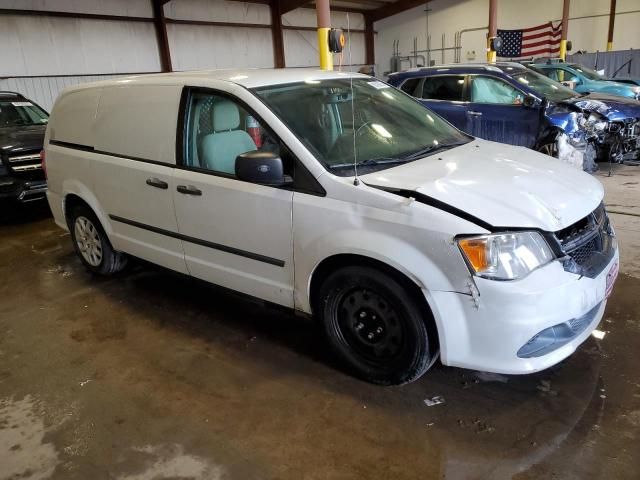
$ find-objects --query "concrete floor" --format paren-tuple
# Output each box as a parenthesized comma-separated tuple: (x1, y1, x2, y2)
(1, 166, 639, 480)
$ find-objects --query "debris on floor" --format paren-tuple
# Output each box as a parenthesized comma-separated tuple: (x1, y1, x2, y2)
(46, 265, 73, 277)
(537, 379, 558, 396)
(474, 371, 510, 383)
(424, 396, 445, 407)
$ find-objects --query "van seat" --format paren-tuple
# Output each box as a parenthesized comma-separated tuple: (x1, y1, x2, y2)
(201, 100, 256, 174)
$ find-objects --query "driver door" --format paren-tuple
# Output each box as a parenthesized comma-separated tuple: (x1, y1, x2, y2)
(172, 88, 295, 307)
(466, 75, 541, 148)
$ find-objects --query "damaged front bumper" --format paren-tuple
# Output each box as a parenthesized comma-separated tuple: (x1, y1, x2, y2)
(556, 132, 599, 173)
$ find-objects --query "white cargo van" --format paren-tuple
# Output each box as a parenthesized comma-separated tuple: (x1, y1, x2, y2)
(44, 69, 618, 385)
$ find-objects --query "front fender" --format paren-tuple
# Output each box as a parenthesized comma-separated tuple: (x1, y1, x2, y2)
(295, 227, 470, 314)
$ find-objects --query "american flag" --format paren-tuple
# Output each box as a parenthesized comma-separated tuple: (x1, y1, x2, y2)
(496, 22, 562, 60)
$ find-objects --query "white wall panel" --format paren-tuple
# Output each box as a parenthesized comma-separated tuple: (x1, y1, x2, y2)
(0, 0, 152, 16)
(0, 15, 160, 76)
(165, 0, 271, 24)
(167, 23, 274, 71)
(0, 75, 129, 112)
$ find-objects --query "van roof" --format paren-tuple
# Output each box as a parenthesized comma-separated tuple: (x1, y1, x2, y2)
(62, 68, 369, 92)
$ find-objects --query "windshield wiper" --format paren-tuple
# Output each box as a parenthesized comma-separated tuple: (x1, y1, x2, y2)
(402, 141, 467, 161)
(328, 157, 409, 169)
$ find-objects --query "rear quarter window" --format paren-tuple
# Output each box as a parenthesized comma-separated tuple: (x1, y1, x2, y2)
(421, 76, 465, 101)
(399, 77, 422, 96)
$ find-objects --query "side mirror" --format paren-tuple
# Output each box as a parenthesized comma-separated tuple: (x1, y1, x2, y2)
(235, 150, 292, 187)
(523, 94, 538, 108)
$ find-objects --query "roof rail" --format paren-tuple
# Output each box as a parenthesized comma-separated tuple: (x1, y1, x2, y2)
(415, 62, 526, 71)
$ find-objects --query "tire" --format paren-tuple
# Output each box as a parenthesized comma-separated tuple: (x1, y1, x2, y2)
(68, 204, 127, 275)
(316, 266, 435, 385)
(537, 140, 558, 157)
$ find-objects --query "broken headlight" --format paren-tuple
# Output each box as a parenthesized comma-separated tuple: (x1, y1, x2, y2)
(457, 232, 555, 281)
(580, 112, 607, 135)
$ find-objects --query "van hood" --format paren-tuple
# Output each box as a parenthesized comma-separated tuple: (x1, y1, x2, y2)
(361, 140, 603, 232)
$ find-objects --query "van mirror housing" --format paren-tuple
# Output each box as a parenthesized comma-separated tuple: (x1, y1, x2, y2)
(235, 150, 292, 187)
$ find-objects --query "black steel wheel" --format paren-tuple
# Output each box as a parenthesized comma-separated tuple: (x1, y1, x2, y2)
(317, 265, 435, 385)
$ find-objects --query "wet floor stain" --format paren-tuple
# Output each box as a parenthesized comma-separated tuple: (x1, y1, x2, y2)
(113, 444, 225, 480)
(0, 396, 60, 480)
(1, 213, 639, 479)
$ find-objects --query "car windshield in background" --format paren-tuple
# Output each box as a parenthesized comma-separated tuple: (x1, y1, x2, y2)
(253, 78, 470, 175)
(511, 70, 578, 103)
(0, 101, 48, 127)
(571, 64, 605, 81)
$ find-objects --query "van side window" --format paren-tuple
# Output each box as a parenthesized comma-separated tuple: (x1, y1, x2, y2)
(184, 92, 280, 175)
(421, 76, 465, 101)
(470, 76, 523, 105)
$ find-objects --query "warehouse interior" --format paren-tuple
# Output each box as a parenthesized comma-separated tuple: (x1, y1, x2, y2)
(1, 0, 640, 479)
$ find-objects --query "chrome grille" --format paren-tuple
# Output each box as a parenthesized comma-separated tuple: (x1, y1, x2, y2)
(7, 153, 40, 163)
(11, 163, 42, 172)
(6, 151, 44, 179)
(554, 203, 614, 277)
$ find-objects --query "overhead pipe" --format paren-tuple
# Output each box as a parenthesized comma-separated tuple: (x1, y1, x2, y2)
(457, 26, 488, 63)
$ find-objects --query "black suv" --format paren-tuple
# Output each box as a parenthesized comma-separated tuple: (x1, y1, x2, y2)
(0, 91, 48, 204)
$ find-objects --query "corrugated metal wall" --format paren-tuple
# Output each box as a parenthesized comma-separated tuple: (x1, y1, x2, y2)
(0, 75, 130, 112)
(568, 50, 640, 79)
(0, 0, 367, 110)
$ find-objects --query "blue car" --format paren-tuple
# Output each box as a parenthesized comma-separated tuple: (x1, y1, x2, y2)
(387, 63, 640, 163)
(530, 61, 640, 100)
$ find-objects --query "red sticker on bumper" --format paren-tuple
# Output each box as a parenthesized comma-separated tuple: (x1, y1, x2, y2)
(606, 261, 619, 298)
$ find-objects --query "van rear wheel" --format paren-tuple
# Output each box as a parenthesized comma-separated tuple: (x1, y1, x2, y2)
(69, 205, 127, 275)
(317, 266, 434, 385)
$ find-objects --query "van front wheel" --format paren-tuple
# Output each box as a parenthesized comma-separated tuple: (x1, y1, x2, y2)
(317, 266, 434, 385)
(69, 205, 127, 275)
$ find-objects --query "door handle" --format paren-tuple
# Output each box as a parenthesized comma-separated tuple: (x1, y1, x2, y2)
(177, 185, 202, 196)
(146, 177, 168, 189)
(467, 111, 483, 116)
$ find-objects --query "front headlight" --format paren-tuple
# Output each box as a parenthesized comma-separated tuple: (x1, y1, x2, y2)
(457, 231, 555, 280)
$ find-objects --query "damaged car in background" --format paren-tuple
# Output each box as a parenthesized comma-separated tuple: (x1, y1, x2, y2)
(388, 63, 640, 171)
(563, 95, 640, 166)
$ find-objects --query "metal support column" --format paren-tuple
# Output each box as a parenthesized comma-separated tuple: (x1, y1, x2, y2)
(151, 0, 172, 72)
(316, 0, 333, 70)
(607, 0, 616, 51)
(364, 16, 375, 67)
(487, 0, 497, 63)
(559, 0, 570, 60)
(270, 0, 285, 68)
